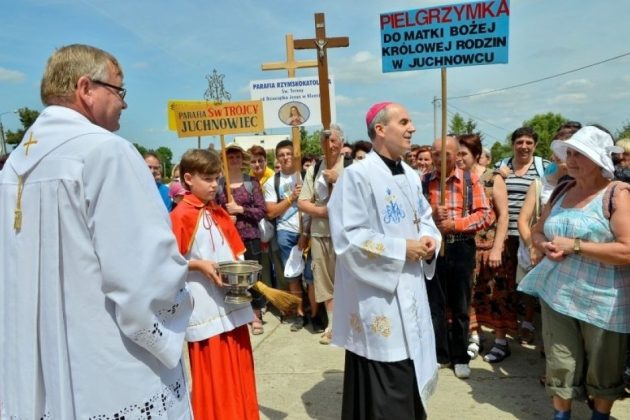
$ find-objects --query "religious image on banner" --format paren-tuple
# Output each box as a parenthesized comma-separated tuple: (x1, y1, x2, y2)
(279, 101, 310, 127)
(250, 76, 336, 129)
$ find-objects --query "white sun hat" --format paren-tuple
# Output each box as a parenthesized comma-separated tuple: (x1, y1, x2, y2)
(551, 126, 622, 179)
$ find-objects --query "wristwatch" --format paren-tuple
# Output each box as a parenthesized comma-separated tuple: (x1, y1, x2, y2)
(573, 238, 582, 255)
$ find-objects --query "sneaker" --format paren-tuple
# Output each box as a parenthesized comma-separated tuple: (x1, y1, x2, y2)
(437, 362, 451, 369)
(290, 316, 305, 332)
(454, 363, 471, 379)
(319, 328, 332, 345)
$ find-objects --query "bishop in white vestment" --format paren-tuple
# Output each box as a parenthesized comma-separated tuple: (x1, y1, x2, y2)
(328, 102, 441, 419)
(1, 45, 193, 419)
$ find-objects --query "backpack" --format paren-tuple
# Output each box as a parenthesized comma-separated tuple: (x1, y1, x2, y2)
(272, 171, 293, 205)
(499, 156, 545, 178)
(422, 170, 474, 217)
(311, 156, 353, 180)
(303, 156, 353, 201)
(218, 173, 255, 200)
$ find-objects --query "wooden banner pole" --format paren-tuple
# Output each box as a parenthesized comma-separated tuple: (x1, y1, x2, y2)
(220, 134, 233, 202)
(440, 67, 448, 256)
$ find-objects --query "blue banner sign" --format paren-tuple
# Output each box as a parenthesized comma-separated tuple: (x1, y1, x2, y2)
(380, 0, 510, 72)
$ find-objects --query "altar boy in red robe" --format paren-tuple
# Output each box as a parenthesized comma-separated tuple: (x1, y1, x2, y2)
(170, 148, 259, 420)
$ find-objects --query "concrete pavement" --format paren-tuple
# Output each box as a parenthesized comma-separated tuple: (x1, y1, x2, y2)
(251, 311, 630, 420)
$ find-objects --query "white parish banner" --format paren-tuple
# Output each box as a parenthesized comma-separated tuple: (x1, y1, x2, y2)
(250, 76, 336, 130)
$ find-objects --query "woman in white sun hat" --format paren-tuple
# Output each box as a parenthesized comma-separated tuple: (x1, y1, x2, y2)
(518, 125, 630, 420)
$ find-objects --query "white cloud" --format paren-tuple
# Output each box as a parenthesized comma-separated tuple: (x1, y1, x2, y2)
(331, 50, 418, 85)
(331, 51, 382, 84)
(335, 95, 366, 107)
(0, 67, 26, 83)
(549, 93, 588, 105)
(559, 78, 593, 91)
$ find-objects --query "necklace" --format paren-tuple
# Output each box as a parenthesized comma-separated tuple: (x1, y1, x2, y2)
(394, 175, 421, 233)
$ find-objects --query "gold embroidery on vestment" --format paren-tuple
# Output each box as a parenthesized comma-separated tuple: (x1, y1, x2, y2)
(350, 313, 363, 334)
(370, 315, 391, 337)
(23, 132, 38, 155)
(362, 239, 385, 260)
(13, 175, 24, 231)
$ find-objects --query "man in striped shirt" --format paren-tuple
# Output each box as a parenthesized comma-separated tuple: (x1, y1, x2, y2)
(422, 135, 493, 379)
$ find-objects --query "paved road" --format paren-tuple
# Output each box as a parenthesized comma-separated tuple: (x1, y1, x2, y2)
(251, 311, 630, 420)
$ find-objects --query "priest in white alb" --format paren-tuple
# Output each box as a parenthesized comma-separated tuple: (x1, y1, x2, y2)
(0, 44, 218, 418)
(328, 102, 441, 419)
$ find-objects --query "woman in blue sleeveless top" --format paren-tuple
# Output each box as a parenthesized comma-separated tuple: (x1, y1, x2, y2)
(519, 126, 630, 420)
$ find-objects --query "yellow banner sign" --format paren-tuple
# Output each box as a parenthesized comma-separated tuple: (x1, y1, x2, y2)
(170, 100, 264, 137)
(167, 100, 205, 131)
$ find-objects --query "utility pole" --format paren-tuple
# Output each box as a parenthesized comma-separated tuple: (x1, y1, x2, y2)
(0, 110, 17, 155)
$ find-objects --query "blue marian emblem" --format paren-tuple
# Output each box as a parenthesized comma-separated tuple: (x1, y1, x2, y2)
(383, 188, 405, 224)
(415, 186, 423, 211)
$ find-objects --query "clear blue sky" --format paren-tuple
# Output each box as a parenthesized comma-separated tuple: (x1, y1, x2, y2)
(2, 0, 629, 161)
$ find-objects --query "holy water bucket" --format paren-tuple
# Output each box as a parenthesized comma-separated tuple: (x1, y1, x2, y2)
(217, 260, 263, 304)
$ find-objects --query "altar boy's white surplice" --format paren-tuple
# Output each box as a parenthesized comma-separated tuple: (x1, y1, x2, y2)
(0, 106, 193, 419)
(328, 151, 442, 405)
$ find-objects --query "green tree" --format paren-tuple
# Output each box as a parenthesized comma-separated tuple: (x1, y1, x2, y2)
(521, 112, 568, 159)
(449, 113, 466, 135)
(616, 121, 630, 140)
(5, 107, 40, 145)
(489, 141, 512, 165)
(156, 146, 174, 180)
(449, 112, 483, 141)
(301, 129, 323, 158)
(133, 143, 148, 157)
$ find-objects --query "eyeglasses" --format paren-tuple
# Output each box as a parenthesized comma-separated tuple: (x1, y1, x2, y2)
(92, 79, 127, 100)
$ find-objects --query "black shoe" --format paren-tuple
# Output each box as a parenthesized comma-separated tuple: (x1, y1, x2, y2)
(290, 316, 306, 332)
(311, 314, 326, 333)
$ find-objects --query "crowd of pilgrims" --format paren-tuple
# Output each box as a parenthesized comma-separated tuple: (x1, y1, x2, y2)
(141, 120, 630, 389)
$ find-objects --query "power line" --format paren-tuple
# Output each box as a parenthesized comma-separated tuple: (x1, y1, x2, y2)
(447, 102, 512, 133)
(438, 100, 508, 141)
(447, 51, 630, 100)
(444, 108, 503, 143)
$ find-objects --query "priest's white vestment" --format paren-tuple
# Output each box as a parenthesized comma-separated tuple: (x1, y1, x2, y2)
(0, 106, 193, 419)
(328, 151, 442, 406)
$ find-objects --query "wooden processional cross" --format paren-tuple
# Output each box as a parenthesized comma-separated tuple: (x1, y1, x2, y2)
(294, 13, 349, 170)
(261, 34, 317, 174)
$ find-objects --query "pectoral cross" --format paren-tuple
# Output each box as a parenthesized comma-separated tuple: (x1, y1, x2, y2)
(294, 13, 349, 170)
(23, 132, 38, 155)
(412, 211, 421, 233)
